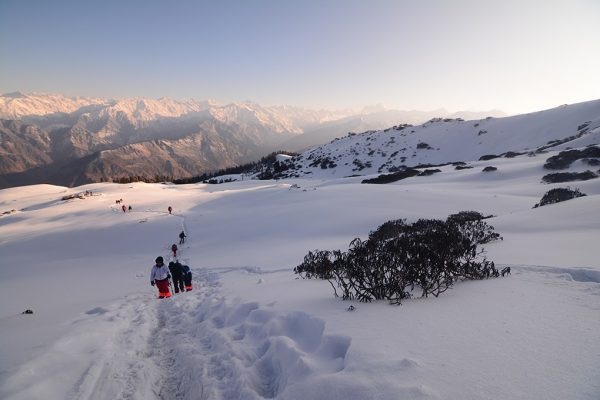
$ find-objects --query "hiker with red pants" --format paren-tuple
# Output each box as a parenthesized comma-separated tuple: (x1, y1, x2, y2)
(121, 204, 126, 213)
(150, 256, 171, 299)
(171, 243, 178, 258)
(168, 206, 172, 214)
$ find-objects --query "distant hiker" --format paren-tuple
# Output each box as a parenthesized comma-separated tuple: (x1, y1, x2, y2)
(179, 230, 186, 244)
(181, 264, 193, 291)
(168, 206, 172, 214)
(168, 261, 185, 293)
(128, 205, 132, 212)
(121, 204, 127, 213)
(171, 243, 178, 257)
(151, 256, 171, 299)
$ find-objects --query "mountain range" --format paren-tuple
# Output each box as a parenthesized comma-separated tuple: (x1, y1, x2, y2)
(1, 92, 506, 188)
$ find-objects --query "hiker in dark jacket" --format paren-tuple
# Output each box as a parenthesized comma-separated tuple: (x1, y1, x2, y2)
(179, 230, 186, 244)
(171, 243, 178, 257)
(181, 264, 193, 291)
(168, 261, 185, 293)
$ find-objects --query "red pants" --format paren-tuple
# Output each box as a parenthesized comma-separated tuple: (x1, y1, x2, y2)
(155, 278, 171, 298)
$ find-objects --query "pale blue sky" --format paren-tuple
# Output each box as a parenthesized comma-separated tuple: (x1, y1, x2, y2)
(1, 0, 599, 114)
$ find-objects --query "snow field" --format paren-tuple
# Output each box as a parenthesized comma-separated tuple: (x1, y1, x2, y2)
(0, 146, 599, 399)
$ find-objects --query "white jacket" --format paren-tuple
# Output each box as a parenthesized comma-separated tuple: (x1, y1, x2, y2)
(151, 264, 170, 282)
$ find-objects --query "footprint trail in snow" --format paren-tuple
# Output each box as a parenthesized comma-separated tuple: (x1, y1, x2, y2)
(73, 268, 354, 400)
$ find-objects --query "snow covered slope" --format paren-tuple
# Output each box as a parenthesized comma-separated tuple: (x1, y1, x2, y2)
(276, 99, 600, 179)
(0, 147, 599, 399)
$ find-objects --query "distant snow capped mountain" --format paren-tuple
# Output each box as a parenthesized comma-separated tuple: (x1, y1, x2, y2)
(0, 92, 107, 119)
(99, 97, 209, 122)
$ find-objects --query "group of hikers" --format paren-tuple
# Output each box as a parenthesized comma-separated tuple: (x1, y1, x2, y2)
(115, 199, 133, 213)
(150, 227, 192, 299)
(115, 196, 190, 299)
(117, 202, 174, 215)
(150, 256, 193, 299)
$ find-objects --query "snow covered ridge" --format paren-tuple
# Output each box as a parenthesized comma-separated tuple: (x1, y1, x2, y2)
(0, 92, 109, 119)
(242, 99, 600, 180)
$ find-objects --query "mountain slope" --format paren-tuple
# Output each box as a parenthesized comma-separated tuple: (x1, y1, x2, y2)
(281, 108, 506, 152)
(270, 99, 600, 179)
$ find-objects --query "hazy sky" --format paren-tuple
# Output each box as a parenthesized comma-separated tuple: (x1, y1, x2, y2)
(1, 0, 599, 114)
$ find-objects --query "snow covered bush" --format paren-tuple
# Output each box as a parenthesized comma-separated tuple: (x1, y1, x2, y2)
(533, 187, 586, 208)
(583, 158, 600, 166)
(544, 146, 600, 169)
(295, 214, 501, 304)
(455, 164, 473, 170)
(361, 168, 419, 184)
(479, 154, 499, 161)
(418, 168, 441, 176)
(294, 250, 335, 279)
(541, 170, 597, 183)
(446, 211, 502, 244)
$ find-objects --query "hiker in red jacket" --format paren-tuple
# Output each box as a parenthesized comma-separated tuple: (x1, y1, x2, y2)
(171, 243, 178, 258)
(121, 204, 126, 213)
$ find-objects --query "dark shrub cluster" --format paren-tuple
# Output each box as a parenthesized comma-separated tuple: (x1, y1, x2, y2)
(173, 151, 298, 184)
(416, 142, 433, 150)
(542, 170, 597, 183)
(544, 146, 600, 170)
(479, 154, 499, 161)
(113, 175, 174, 184)
(352, 159, 371, 171)
(455, 164, 473, 170)
(206, 178, 235, 184)
(447, 211, 502, 244)
(534, 187, 586, 208)
(294, 212, 502, 304)
(418, 169, 441, 176)
(309, 156, 336, 169)
(502, 151, 526, 158)
(362, 168, 420, 184)
(482, 166, 497, 172)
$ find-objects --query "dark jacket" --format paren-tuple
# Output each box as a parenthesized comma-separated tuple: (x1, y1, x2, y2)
(169, 262, 183, 279)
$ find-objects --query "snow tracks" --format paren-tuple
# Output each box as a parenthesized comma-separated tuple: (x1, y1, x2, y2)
(17, 269, 353, 400)
(145, 269, 352, 400)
